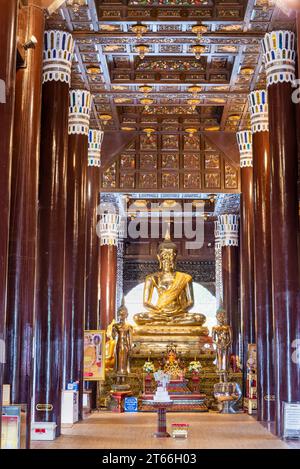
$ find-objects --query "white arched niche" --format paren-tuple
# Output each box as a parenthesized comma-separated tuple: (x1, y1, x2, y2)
(125, 281, 217, 334)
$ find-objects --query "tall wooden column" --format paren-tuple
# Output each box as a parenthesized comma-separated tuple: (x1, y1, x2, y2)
(4, 3, 44, 447)
(218, 215, 240, 358)
(263, 31, 300, 435)
(0, 0, 18, 447)
(84, 129, 103, 409)
(248, 90, 275, 422)
(85, 130, 103, 331)
(34, 30, 74, 437)
(236, 131, 255, 375)
(99, 213, 120, 330)
(63, 89, 91, 420)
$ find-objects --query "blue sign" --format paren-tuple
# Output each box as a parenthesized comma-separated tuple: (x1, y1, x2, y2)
(124, 397, 138, 413)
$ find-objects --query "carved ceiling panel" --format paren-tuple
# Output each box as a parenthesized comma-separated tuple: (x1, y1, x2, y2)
(46, 0, 296, 137)
(100, 132, 239, 193)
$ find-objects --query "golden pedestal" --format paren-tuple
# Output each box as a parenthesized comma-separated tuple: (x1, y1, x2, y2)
(132, 324, 211, 360)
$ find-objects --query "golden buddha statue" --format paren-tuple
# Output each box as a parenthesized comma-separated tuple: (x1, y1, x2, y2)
(133, 233, 206, 328)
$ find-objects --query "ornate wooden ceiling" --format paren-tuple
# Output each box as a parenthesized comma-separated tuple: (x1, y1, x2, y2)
(46, 0, 296, 192)
(46, 0, 295, 131)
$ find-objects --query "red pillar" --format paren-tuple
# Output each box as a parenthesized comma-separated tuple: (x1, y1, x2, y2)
(218, 215, 240, 358)
(263, 30, 300, 436)
(249, 90, 275, 423)
(85, 130, 103, 331)
(63, 89, 91, 420)
(0, 0, 18, 447)
(236, 131, 255, 376)
(4, 3, 44, 447)
(34, 30, 74, 436)
(85, 129, 103, 409)
(99, 213, 119, 330)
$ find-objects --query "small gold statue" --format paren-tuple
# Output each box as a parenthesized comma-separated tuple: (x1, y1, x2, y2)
(212, 308, 233, 376)
(112, 301, 133, 376)
(133, 232, 205, 326)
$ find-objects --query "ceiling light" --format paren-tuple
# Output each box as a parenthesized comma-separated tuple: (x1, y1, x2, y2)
(132, 24, 148, 38)
(66, 0, 86, 12)
(140, 97, 154, 110)
(190, 44, 205, 60)
(143, 127, 155, 138)
(86, 66, 101, 75)
(240, 66, 255, 76)
(187, 98, 201, 111)
(191, 24, 208, 40)
(99, 114, 112, 126)
(187, 85, 202, 96)
(185, 128, 198, 138)
(135, 44, 150, 59)
(139, 84, 153, 95)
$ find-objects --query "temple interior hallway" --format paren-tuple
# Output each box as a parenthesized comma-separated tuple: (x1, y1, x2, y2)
(31, 412, 290, 450)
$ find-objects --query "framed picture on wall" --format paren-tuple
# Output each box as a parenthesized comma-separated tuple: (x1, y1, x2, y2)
(84, 330, 106, 381)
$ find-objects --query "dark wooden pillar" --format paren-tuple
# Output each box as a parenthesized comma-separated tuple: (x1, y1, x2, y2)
(34, 30, 74, 437)
(236, 131, 255, 379)
(263, 31, 300, 436)
(218, 215, 240, 358)
(0, 0, 18, 447)
(63, 90, 91, 420)
(85, 129, 103, 409)
(4, 3, 44, 447)
(85, 130, 103, 331)
(249, 90, 275, 423)
(99, 213, 119, 330)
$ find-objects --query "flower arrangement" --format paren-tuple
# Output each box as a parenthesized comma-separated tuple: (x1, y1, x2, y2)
(143, 360, 155, 374)
(188, 360, 202, 374)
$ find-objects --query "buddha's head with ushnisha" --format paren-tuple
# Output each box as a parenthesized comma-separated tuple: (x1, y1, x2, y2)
(157, 230, 178, 273)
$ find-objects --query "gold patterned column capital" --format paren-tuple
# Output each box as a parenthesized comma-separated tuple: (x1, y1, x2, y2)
(236, 130, 253, 168)
(262, 30, 296, 87)
(68, 89, 92, 136)
(43, 30, 74, 85)
(248, 90, 269, 134)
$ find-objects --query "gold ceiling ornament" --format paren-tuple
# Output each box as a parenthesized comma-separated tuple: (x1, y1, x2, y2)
(66, 0, 87, 12)
(187, 85, 202, 96)
(204, 125, 220, 131)
(240, 66, 255, 76)
(132, 23, 148, 39)
(139, 84, 153, 95)
(86, 66, 101, 75)
(161, 200, 177, 209)
(190, 44, 206, 60)
(135, 44, 150, 59)
(187, 98, 201, 111)
(228, 114, 240, 122)
(191, 24, 208, 40)
(140, 97, 154, 110)
(121, 126, 136, 131)
(99, 114, 112, 126)
(143, 127, 156, 138)
(185, 127, 198, 138)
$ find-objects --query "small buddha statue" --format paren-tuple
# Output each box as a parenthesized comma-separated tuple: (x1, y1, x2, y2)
(212, 308, 233, 375)
(133, 232, 206, 327)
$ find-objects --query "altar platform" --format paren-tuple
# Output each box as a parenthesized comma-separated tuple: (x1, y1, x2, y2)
(139, 379, 208, 412)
